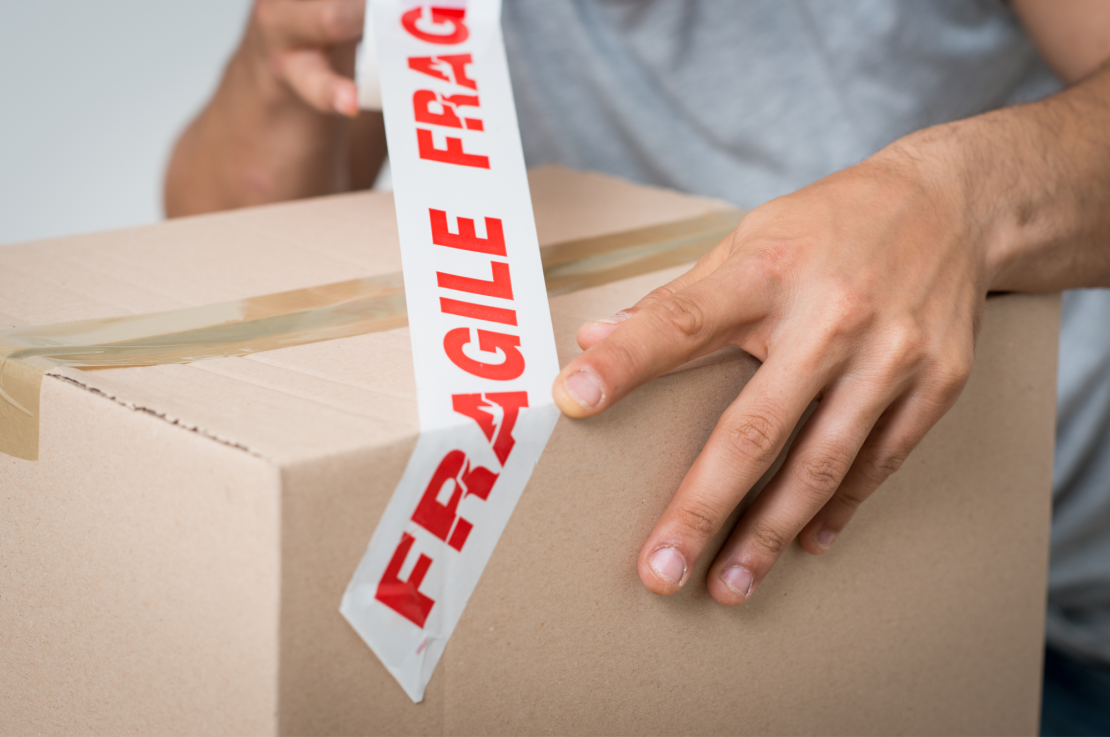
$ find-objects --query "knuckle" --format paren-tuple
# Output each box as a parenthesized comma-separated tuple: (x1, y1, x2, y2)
(721, 228, 791, 289)
(640, 284, 677, 307)
(589, 337, 647, 388)
(654, 293, 708, 339)
(934, 379, 966, 407)
(877, 447, 910, 476)
(796, 449, 852, 499)
(706, 236, 735, 265)
(938, 353, 973, 390)
(723, 412, 780, 466)
(745, 242, 791, 285)
(605, 338, 644, 378)
(674, 499, 720, 539)
(920, 353, 973, 408)
(859, 444, 911, 485)
(749, 521, 791, 556)
(881, 319, 926, 371)
(832, 485, 869, 515)
(823, 286, 869, 336)
(803, 287, 872, 353)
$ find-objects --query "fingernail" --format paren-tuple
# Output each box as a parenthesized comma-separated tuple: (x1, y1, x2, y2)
(813, 529, 837, 550)
(564, 370, 603, 409)
(721, 565, 754, 597)
(594, 311, 631, 325)
(333, 87, 356, 116)
(649, 546, 686, 585)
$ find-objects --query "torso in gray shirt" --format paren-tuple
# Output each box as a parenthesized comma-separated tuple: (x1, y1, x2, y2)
(502, 0, 1110, 663)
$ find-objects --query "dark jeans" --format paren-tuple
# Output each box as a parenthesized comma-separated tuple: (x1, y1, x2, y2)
(1041, 645, 1110, 736)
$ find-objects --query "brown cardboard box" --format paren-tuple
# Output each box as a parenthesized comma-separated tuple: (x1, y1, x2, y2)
(0, 167, 1057, 736)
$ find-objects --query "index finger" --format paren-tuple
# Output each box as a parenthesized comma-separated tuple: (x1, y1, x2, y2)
(575, 236, 731, 349)
(280, 49, 360, 116)
(553, 268, 772, 418)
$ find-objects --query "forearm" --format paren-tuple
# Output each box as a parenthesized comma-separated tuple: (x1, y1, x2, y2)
(164, 24, 351, 217)
(886, 60, 1110, 293)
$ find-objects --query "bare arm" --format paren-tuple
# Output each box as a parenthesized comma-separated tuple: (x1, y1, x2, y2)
(164, 0, 386, 217)
(553, 0, 1110, 604)
(982, 0, 1110, 290)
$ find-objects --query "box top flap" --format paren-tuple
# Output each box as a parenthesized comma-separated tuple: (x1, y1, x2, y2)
(0, 167, 732, 465)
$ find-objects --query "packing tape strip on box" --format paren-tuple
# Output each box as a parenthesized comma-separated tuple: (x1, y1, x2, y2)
(0, 210, 743, 461)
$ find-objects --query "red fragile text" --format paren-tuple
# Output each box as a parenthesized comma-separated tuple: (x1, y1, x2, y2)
(375, 204, 528, 627)
(402, 8, 488, 168)
(375, 391, 528, 628)
(375, 205, 529, 627)
(374, 6, 534, 632)
(430, 208, 525, 380)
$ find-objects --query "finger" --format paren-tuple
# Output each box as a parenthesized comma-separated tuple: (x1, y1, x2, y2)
(575, 310, 632, 350)
(554, 267, 772, 418)
(636, 347, 827, 595)
(704, 381, 891, 605)
(576, 235, 733, 350)
(279, 49, 359, 116)
(257, 0, 365, 48)
(799, 374, 965, 553)
(795, 403, 916, 555)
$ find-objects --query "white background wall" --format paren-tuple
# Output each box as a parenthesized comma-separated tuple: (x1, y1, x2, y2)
(0, 0, 253, 246)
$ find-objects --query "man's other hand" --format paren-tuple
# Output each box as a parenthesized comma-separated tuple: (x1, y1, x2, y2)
(553, 148, 991, 605)
(165, 0, 385, 216)
(549, 0, 1110, 607)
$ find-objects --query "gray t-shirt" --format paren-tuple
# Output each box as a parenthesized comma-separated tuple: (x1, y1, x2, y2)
(503, 0, 1110, 663)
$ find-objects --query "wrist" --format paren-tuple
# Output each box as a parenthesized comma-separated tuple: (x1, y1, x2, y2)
(872, 119, 1018, 292)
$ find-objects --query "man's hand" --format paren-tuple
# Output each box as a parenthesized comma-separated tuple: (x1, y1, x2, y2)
(552, 0, 1110, 606)
(553, 148, 990, 604)
(165, 0, 385, 217)
(250, 0, 364, 116)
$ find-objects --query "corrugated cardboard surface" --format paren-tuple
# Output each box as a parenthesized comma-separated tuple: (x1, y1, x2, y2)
(0, 377, 281, 735)
(0, 168, 1057, 735)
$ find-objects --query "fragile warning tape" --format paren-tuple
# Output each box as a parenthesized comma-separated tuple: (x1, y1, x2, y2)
(0, 0, 746, 702)
(340, 0, 560, 702)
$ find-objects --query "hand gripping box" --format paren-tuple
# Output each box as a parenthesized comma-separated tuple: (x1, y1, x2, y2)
(0, 167, 1057, 736)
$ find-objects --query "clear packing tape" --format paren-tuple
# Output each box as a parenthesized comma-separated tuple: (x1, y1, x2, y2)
(0, 209, 744, 461)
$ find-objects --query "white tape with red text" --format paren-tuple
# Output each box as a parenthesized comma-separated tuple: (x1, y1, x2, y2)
(341, 0, 560, 703)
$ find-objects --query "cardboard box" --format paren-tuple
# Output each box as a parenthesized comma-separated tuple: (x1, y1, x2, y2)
(0, 167, 1057, 735)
